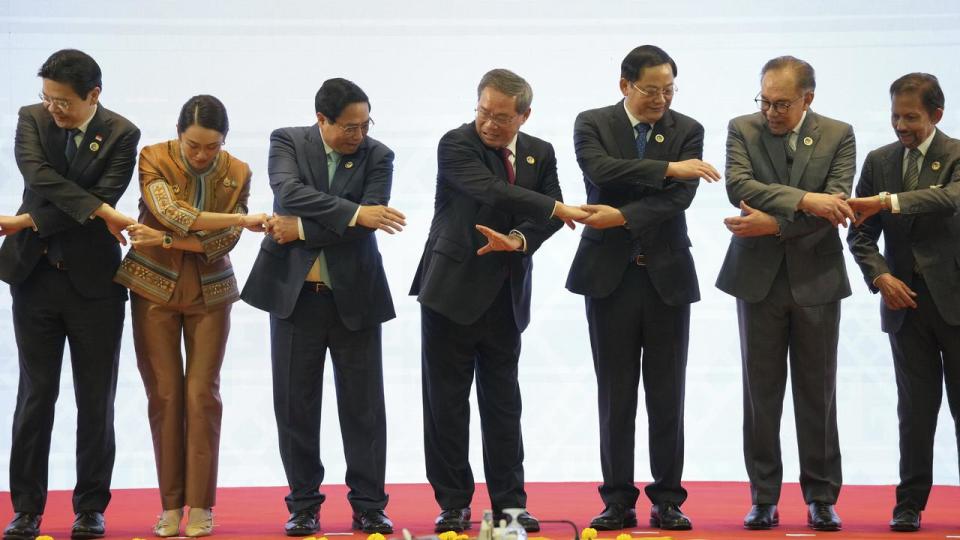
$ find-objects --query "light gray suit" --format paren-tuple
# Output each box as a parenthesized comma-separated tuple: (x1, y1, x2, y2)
(716, 110, 855, 505)
(846, 129, 960, 514)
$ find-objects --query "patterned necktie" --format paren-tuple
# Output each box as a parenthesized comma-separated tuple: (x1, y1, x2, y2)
(634, 123, 650, 158)
(500, 147, 515, 184)
(631, 123, 651, 259)
(64, 128, 80, 163)
(903, 148, 922, 191)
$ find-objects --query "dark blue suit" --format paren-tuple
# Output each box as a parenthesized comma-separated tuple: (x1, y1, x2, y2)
(566, 103, 702, 508)
(410, 121, 563, 511)
(242, 125, 394, 513)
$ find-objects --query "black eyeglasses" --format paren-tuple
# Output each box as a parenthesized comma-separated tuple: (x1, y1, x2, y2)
(754, 94, 803, 114)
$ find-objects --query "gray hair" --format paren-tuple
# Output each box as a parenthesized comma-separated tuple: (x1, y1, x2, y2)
(761, 56, 816, 93)
(477, 68, 533, 114)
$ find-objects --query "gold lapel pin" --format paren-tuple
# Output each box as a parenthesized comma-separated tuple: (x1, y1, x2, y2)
(223, 179, 233, 188)
(803, 136, 813, 146)
(344, 161, 354, 169)
(526, 156, 535, 165)
(654, 134, 665, 143)
(89, 142, 100, 152)
(172, 185, 181, 193)
(932, 161, 941, 171)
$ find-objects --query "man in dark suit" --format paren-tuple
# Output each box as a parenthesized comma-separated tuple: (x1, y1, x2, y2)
(241, 78, 404, 537)
(715, 56, 856, 532)
(847, 73, 960, 533)
(0, 49, 140, 540)
(410, 68, 586, 533)
(565, 45, 720, 532)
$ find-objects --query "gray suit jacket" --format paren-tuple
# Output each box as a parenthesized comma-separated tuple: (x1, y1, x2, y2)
(241, 125, 395, 330)
(846, 129, 960, 333)
(715, 110, 854, 305)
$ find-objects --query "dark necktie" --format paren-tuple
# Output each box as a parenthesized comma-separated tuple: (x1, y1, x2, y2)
(500, 147, 515, 184)
(903, 148, 922, 191)
(631, 123, 651, 259)
(64, 128, 80, 163)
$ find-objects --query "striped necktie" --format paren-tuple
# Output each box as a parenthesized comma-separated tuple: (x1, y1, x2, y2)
(903, 148, 922, 191)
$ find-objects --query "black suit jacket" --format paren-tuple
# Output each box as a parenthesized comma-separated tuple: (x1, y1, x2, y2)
(566, 102, 701, 305)
(847, 129, 960, 333)
(241, 125, 395, 331)
(409, 122, 564, 331)
(0, 103, 140, 298)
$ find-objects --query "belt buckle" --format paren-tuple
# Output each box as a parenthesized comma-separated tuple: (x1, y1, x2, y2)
(634, 254, 647, 266)
(306, 281, 328, 293)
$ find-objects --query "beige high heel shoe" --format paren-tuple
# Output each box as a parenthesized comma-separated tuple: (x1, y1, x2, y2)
(154, 508, 183, 537)
(185, 507, 214, 537)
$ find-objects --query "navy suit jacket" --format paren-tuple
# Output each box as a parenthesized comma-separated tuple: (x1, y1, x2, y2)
(566, 102, 701, 306)
(847, 129, 960, 333)
(409, 122, 564, 332)
(0, 103, 139, 298)
(241, 125, 395, 331)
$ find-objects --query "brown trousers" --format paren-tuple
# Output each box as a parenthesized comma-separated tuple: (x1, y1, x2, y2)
(131, 268, 231, 510)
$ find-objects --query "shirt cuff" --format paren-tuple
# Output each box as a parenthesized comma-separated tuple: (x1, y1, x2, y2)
(348, 206, 360, 227)
(890, 194, 901, 214)
(27, 214, 38, 232)
(509, 230, 527, 253)
(297, 217, 305, 241)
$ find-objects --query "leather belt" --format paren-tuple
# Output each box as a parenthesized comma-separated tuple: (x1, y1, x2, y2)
(303, 281, 331, 293)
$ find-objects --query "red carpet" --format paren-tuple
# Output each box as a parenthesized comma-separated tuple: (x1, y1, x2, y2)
(2, 482, 959, 539)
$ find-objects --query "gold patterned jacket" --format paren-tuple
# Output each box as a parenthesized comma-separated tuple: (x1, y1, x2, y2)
(114, 140, 250, 306)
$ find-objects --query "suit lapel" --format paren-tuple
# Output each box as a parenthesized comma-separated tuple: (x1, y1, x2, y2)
(917, 129, 946, 189)
(305, 125, 330, 193)
(645, 110, 675, 161)
(42, 113, 70, 175)
(331, 141, 368, 195)
(514, 134, 535, 189)
(68, 106, 110, 180)
(885, 143, 905, 193)
(760, 127, 790, 184)
(612, 102, 638, 159)
(788, 113, 820, 187)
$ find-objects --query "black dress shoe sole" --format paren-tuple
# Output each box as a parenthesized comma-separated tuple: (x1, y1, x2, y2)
(434, 522, 471, 533)
(5, 534, 40, 540)
(744, 520, 778, 530)
(808, 522, 841, 532)
(285, 527, 320, 537)
(890, 522, 920, 532)
(650, 517, 692, 531)
(520, 523, 540, 533)
(352, 519, 394, 534)
(589, 518, 638, 531)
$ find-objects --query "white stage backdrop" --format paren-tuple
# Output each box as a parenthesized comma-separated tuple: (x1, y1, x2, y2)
(1, 1, 959, 493)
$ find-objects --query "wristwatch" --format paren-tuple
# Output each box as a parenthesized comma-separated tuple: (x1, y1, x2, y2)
(161, 232, 174, 249)
(878, 191, 890, 211)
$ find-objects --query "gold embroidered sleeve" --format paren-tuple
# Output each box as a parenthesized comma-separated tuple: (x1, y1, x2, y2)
(198, 203, 247, 263)
(142, 180, 200, 235)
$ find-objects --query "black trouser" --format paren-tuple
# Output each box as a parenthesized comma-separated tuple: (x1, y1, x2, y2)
(421, 282, 526, 511)
(889, 277, 960, 513)
(9, 261, 124, 514)
(587, 264, 690, 508)
(270, 286, 388, 514)
(738, 263, 842, 505)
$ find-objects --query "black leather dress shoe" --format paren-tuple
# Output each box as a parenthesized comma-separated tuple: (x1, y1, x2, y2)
(590, 503, 637, 530)
(352, 509, 394, 534)
(743, 504, 779, 530)
(3, 512, 42, 540)
(434, 508, 471, 533)
(650, 503, 692, 531)
(807, 503, 841, 531)
(285, 510, 320, 537)
(890, 508, 921, 532)
(493, 511, 540, 532)
(71, 511, 105, 539)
